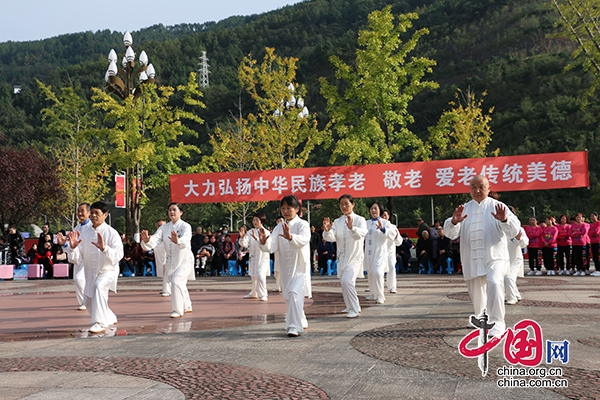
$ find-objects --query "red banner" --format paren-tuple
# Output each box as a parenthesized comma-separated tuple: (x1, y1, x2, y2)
(170, 151, 589, 204)
(115, 174, 126, 208)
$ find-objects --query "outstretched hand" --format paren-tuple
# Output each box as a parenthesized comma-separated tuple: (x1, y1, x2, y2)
(258, 227, 268, 245)
(345, 215, 353, 230)
(323, 217, 332, 232)
(91, 232, 104, 251)
(492, 204, 508, 222)
(66, 231, 81, 249)
(140, 230, 150, 243)
(169, 230, 178, 244)
(280, 221, 292, 240)
(451, 205, 468, 225)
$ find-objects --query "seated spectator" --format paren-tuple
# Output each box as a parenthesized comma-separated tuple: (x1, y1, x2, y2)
(7, 226, 26, 265)
(434, 226, 453, 273)
(0, 236, 11, 265)
(141, 249, 155, 275)
(196, 235, 215, 276)
(33, 241, 54, 278)
(37, 224, 53, 256)
(210, 235, 222, 276)
(398, 233, 414, 273)
(121, 238, 143, 276)
(26, 243, 38, 264)
(235, 226, 249, 276)
(416, 230, 433, 273)
(317, 237, 336, 275)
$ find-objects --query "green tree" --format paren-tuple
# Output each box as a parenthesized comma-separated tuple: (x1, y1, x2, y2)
(424, 88, 498, 160)
(319, 6, 438, 166)
(551, 0, 600, 105)
(38, 81, 110, 227)
(91, 72, 205, 239)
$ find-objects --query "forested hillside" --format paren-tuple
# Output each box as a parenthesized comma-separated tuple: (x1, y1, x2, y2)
(0, 0, 597, 228)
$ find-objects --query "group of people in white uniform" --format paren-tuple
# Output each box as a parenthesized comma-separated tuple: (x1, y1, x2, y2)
(61, 176, 522, 340)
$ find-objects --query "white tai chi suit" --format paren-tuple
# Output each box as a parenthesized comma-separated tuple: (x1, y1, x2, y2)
(386, 223, 402, 293)
(67, 222, 123, 329)
(260, 216, 310, 333)
(506, 227, 528, 303)
(444, 196, 520, 334)
(141, 219, 194, 316)
(154, 242, 169, 295)
(364, 218, 395, 303)
(323, 213, 368, 315)
(240, 228, 271, 299)
(72, 218, 91, 307)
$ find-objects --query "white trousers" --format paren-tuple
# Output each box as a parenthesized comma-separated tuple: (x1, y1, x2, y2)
(73, 262, 86, 306)
(283, 273, 306, 332)
(171, 266, 192, 316)
(274, 270, 281, 292)
(466, 266, 506, 333)
(386, 256, 397, 292)
(85, 271, 117, 328)
(504, 273, 521, 303)
(340, 263, 361, 314)
(162, 263, 171, 295)
(248, 273, 268, 299)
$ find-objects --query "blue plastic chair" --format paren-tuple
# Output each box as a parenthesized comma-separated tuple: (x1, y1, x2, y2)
(143, 261, 156, 276)
(228, 260, 238, 276)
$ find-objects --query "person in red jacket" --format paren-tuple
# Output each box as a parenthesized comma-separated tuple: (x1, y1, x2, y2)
(555, 214, 572, 275)
(588, 212, 600, 276)
(541, 216, 558, 275)
(524, 217, 543, 276)
(570, 213, 589, 276)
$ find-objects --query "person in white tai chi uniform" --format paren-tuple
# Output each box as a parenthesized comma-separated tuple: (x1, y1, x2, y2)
(73, 203, 91, 310)
(505, 206, 528, 305)
(382, 209, 402, 294)
(323, 194, 368, 318)
(58, 201, 123, 334)
(363, 202, 395, 304)
(152, 219, 170, 297)
(141, 202, 194, 318)
(259, 195, 310, 337)
(443, 176, 520, 338)
(240, 213, 271, 301)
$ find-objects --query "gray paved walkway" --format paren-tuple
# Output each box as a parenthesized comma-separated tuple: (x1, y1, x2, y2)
(0, 273, 599, 399)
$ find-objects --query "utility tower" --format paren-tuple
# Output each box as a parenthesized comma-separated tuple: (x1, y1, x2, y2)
(197, 51, 210, 88)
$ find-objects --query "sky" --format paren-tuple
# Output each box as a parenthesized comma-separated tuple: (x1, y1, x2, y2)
(0, 0, 304, 43)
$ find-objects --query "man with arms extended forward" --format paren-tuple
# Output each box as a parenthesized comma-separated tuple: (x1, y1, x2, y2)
(59, 201, 123, 334)
(444, 176, 520, 338)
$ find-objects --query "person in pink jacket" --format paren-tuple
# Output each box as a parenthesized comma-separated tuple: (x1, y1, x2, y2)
(555, 214, 572, 275)
(541, 216, 558, 275)
(588, 212, 600, 276)
(570, 213, 589, 276)
(525, 217, 543, 276)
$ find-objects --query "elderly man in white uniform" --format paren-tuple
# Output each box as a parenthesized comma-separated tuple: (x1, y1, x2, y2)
(382, 209, 402, 294)
(364, 202, 395, 304)
(259, 195, 310, 337)
(60, 201, 123, 334)
(141, 202, 194, 318)
(153, 219, 170, 297)
(444, 176, 520, 337)
(323, 194, 368, 318)
(506, 207, 528, 305)
(73, 203, 91, 310)
(240, 213, 271, 301)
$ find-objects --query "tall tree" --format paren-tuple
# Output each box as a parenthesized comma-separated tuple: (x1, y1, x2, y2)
(0, 147, 64, 229)
(319, 6, 438, 166)
(92, 72, 205, 240)
(38, 81, 110, 228)
(205, 47, 326, 223)
(424, 89, 498, 160)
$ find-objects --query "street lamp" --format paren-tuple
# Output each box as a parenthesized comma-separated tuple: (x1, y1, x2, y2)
(104, 31, 156, 242)
(530, 206, 536, 218)
(393, 213, 398, 226)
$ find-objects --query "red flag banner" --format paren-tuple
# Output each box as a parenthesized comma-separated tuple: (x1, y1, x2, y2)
(115, 174, 126, 208)
(170, 151, 589, 204)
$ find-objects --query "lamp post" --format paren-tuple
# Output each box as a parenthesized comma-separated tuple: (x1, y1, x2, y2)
(104, 31, 156, 242)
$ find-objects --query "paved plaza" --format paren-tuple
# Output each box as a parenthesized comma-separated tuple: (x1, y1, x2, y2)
(0, 273, 599, 399)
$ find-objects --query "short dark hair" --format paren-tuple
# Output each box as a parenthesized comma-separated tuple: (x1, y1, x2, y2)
(280, 195, 300, 209)
(79, 203, 91, 212)
(91, 201, 109, 214)
(168, 202, 183, 212)
(368, 202, 383, 215)
(253, 212, 267, 225)
(339, 194, 354, 204)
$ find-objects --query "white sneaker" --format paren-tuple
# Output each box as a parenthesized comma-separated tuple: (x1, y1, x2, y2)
(375, 299, 384, 304)
(365, 295, 375, 300)
(259, 296, 268, 301)
(89, 323, 105, 334)
(534, 270, 542, 276)
(184, 308, 193, 314)
(591, 271, 600, 276)
(573, 271, 581, 276)
(565, 270, 572, 275)
(488, 327, 506, 339)
(549, 270, 555, 276)
(365, 288, 371, 292)
(526, 270, 536, 276)
(341, 308, 349, 313)
(389, 289, 397, 294)
(287, 327, 299, 337)
(584, 270, 591, 275)
(170, 311, 182, 318)
(243, 294, 258, 299)
(77, 304, 87, 311)
(346, 311, 359, 318)
(557, 270, 564, 275)
(505, 299, 517, 305)
(160, 292, 171, 297)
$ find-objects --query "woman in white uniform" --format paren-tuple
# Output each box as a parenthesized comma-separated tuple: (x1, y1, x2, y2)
(364, 202, 395, 304)
(323, 194, 368, 318)
(141, 202, 193, 318)
(382, 209, 402, 294)
(240, 213, 271, 301)
(259, 195, 311, 337)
